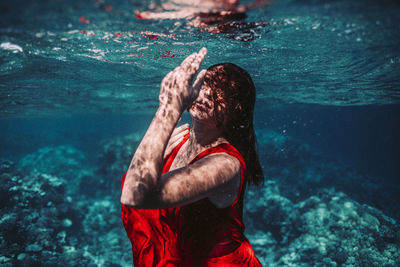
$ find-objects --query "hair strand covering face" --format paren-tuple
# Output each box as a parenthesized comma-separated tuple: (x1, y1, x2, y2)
(205, 63, 264, 186)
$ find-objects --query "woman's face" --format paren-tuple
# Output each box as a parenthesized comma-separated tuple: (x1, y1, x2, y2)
(189, 82, 223, 126)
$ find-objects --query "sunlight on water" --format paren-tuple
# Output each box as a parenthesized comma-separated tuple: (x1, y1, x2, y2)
(1, 0, 400, 117)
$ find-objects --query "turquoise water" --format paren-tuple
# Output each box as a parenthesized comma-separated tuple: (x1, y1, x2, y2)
(1, 0, 400, 266)
(1, 0, 400, 116)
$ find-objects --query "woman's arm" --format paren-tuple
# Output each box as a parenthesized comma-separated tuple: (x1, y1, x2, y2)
(120, 48, 207, 207)
(148, 153, 241, 209)
(136, 9, 195, 20)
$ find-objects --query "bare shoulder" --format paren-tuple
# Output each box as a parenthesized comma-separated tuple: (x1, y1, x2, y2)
(194, 152, 240, 170)
(201, 153, 242, 208)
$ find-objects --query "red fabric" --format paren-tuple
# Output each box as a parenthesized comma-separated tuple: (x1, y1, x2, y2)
(162, 132, 190, 173)
(121, 131, 261, 266)
(176, 144, 261, 266)
(120, 133, 189, 267)
(200, 239, 262, 267)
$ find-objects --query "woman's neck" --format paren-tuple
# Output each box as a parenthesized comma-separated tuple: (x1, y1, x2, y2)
(188, 119, 225, 156)
(168, 120, 226, 170)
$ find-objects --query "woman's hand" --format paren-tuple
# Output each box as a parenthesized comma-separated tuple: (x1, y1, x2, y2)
(159, 48, 207, 113)
(164, 123, 190, 157)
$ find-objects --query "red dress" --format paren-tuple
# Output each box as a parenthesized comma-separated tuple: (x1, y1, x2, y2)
(121, 132, 261, 266)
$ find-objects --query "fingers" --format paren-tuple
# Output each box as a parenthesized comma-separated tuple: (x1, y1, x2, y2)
(165, 137, 184, 157)
(190, 47, 207, 74)
(178, 122, 190, 129)
(165, 124, 189, 156)
(161, 69, 174, 84)
(180, 53, 197, 69)
(178, 47, 207, 77)
(189, 48, 207, 77)
(169, 125, 189, 144)
(169, 129, 188, 146)
(160, 48, 207, 109)
(172, 123, 190, 135)
(194, 47, 207, 69)
(192, 69, 207, 99)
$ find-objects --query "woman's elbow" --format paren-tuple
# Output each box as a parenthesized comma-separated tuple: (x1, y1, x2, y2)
(120, 181, 149, 207)
(120, 191, 135, 207)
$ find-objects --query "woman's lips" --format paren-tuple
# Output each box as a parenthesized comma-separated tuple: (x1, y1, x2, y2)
(195, 101, 209, 111)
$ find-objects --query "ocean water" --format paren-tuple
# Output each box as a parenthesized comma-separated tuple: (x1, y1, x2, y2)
(1, 0, 399, 266)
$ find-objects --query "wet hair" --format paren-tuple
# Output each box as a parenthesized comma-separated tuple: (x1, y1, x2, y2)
(205, 63, 264, 186)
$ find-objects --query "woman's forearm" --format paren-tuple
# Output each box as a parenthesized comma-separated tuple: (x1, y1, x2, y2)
(121, 104, 182, 206)
(120, 48, 206, 207)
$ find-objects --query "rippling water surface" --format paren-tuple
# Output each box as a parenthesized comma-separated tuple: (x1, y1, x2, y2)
(1, 0, 400, 116)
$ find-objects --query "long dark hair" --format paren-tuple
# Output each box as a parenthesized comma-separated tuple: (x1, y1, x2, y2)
(205, 63, 264, 186)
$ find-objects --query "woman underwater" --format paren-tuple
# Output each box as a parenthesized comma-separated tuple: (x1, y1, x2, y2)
(121, 48, 263, 266)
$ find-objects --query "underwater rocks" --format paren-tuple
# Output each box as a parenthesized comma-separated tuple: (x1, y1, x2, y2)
(0, 140, 136, 265)
(2, 129, 399, 266)
(96, 133, 142, 196)
(244, 180, 400, 266)
(75, 197, 132, 266)
(17, 145, 86, 176)
(16, 145, 94, 196)
(0, 162, 91, 266)
(96, 129, 400, 266)
(1, 152, 132, 266)
(1, 144, 130, 266)
(255, 128, 400, 221)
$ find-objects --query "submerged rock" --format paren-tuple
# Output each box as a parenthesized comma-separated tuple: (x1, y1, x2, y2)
(1, 144, 133, 266)
(17, 145, 86, 176)
(0, 166, 90, 266)
(256, 128, 400, 221)
(16, 145, 94, 196)
(245, 181, 400, 266)
(2, 127, 399, 266)
(94, 133, 141, 197)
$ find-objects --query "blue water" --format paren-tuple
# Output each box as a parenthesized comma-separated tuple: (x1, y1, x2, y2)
(1, 0, 400, 266)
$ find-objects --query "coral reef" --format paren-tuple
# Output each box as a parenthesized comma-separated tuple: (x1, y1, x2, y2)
(0, 162, 90, 266)
(1, 129, 399, 266)
(0, 144, 132, 266)
(244, 181, 400, 266)
(16, 145, 93, 196)
(256, 129, 400, 220)
(95, 133, 142, 197)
